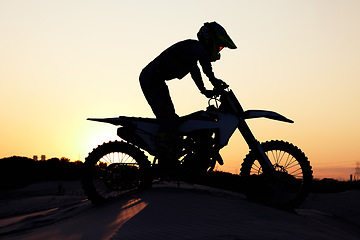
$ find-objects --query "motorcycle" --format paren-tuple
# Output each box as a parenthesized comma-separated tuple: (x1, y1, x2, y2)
(81, 82, 313, 207)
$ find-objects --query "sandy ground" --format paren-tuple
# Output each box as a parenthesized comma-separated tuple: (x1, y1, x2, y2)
(1, 181, 360, 240)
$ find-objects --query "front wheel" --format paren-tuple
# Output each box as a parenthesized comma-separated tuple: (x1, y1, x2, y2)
(81, 141, 152, 204)
(240, 140, 313, 208)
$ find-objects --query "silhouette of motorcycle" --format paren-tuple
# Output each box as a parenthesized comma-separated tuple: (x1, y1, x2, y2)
(81, 81, 313, 207)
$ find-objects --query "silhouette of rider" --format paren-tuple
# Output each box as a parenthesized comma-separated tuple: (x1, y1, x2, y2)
(139, 22, 236, 167)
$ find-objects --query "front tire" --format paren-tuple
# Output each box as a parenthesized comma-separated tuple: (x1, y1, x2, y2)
(81, 141, 151, 204)
(240, 140, 313, 208)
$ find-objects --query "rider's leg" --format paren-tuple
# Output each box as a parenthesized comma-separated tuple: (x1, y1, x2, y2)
(140, 67, 178, 125)
(140, 69, 180, 170)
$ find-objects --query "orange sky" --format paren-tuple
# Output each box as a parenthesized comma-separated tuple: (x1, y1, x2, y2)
(1, 1, 360, 180)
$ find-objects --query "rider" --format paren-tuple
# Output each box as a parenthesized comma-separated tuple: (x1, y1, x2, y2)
(139, 22, 237, 168)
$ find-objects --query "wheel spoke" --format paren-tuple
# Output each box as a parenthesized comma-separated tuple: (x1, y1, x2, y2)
(288, 167, 303, 177)
(284, 156, 296, 168)
(283, 153, 292, 168)
(250, 161, 262, 174)
(285, 160, 300, 171)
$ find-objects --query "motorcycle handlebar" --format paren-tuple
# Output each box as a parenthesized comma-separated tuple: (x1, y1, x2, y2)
(211, 81, 229, 97)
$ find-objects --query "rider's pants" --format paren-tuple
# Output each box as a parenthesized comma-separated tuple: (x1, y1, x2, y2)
(139, 66, 179, 133)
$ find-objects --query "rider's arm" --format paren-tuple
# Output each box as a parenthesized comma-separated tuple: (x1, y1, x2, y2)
(198, 58, 227, 89)
(190, 64, 215, 98)
(198, 59, 216, 82)
(190, 65, 206, 93)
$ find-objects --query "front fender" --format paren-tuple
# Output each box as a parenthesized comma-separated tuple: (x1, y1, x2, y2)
(243, 110, 293, 123)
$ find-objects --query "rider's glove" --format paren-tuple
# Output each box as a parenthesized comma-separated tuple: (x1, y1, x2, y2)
(210, 78, 228, 89)
(201, 89, 215, 98)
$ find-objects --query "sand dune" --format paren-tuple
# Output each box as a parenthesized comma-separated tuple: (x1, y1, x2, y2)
(1, 181, 360, 240)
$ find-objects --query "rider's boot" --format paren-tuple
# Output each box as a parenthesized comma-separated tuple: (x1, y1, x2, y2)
(156, 132, 181, 179)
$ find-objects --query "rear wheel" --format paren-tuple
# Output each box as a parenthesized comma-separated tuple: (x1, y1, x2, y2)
(240, 140, 313, 208)
(81, 141, 151, 204)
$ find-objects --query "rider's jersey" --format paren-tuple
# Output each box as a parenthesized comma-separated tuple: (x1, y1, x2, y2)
(143, 39, 216, 88)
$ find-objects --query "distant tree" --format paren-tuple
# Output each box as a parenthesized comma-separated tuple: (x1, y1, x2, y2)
(47, 157, 60, 164)
(60, 157, 71, 163)
(0, 156, 35, 189)
(74, 160, 84, 167)
(0, 156, 84, 189)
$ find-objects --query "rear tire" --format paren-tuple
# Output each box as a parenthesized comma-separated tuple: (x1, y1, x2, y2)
(81, 141, 151, 204)
(240, 140, 313, 208)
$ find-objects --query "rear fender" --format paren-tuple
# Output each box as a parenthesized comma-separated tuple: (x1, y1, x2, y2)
(117, 128, 156, 154)
(88, 116, 159, 153)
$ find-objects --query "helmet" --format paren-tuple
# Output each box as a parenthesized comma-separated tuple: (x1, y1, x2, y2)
(197, 22, 237, 61)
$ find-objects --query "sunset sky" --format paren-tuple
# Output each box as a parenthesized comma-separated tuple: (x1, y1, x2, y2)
(1, 0, 359, 180)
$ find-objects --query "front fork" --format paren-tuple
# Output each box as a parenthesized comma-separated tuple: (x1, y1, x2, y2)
(237, 119, 276, 174)
(223, 90, 276, 175)
(253, 141, 275, 173)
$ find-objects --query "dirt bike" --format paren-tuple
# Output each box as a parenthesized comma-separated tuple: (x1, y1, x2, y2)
(81, 81, 313, 207)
